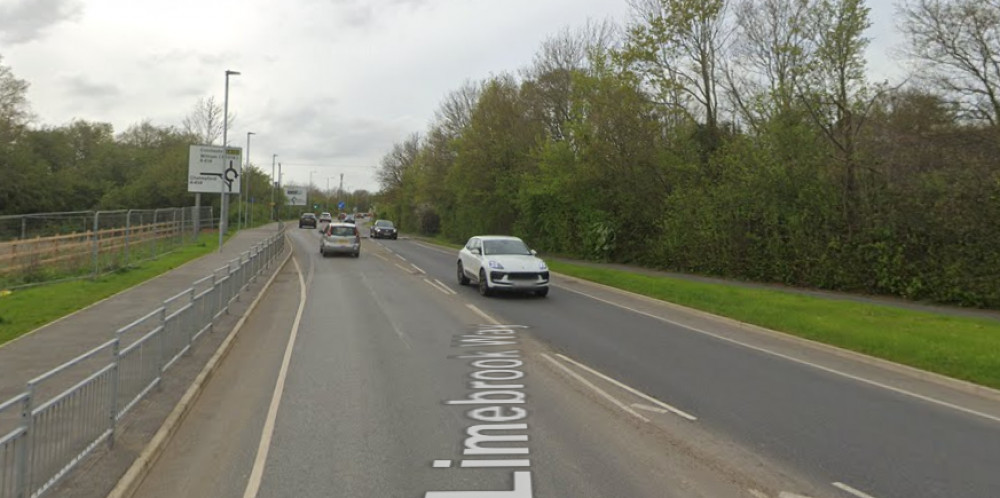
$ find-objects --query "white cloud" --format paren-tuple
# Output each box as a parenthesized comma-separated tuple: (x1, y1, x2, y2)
(0, 0, 83, 44)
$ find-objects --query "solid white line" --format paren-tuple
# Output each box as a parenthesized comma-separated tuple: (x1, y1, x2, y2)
(556, 284, 1000, 425)
(434, 279, 457, 295)
(833, 482, 878, 498)
(631, 403, 668, 414)
(243, 255, 308, 498)
(465, 304, 500, 325)
(555, 353, 697, 421)
(424, 278, 451, 296)
(411, 264, 426, 274)
(541, 353, 649, 423)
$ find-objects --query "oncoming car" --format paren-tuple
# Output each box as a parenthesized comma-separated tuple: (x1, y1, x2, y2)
(369, 219, 398, 239)
(457, 236, 549, 297)
(320, 222, 361, 258)
(299, 213, 317, 229)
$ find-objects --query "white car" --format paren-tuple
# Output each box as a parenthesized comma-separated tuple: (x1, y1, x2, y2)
(457, 236, 549, 297)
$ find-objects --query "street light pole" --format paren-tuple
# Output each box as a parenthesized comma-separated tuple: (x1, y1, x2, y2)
(219, 69, 240, 252)
(241, 131, 255, 230)
(270, 154, 277, 221)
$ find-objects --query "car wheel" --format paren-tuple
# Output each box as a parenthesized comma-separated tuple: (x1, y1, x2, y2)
(478, 269, 492, 297)
(457, 262, 470, 285)
(535, 288, 549, 297)
(392, 234, 398, 240)
(354, 251, 360, 258)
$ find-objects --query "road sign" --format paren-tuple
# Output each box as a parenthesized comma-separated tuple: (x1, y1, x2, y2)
(188, 145, 242, 194)
(284, 187, 306, 206)
(338, 201, 346, 210)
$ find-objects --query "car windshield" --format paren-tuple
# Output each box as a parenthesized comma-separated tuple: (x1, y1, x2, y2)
(483, 239, 531, 256)
(329, 226, 356, 237)
(302, 214, 315, 219)
(375, 221, 394, 228)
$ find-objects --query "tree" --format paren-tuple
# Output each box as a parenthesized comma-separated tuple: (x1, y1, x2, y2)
(622, 0, 731, 134)
(182, 96, 231, 145)
(0, 55, 30, 144)
(899, 0, 1000, 125)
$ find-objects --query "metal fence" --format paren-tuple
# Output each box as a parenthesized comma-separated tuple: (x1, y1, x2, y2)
(0, 207, 215, 290)
(0, 230, 285, 498)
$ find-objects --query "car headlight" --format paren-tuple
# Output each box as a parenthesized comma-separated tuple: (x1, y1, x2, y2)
(488, 260, 504, 269)
(538, 262, 548, 270)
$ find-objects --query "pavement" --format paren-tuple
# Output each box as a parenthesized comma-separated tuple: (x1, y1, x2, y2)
(0, 223, 286, 410)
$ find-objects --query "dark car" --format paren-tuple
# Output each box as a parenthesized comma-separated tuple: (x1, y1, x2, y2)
(299, 213, 317, 229)
(370, 219, 398, 239)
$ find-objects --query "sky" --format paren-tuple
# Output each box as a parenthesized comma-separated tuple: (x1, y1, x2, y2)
(1, 0, 906, 193)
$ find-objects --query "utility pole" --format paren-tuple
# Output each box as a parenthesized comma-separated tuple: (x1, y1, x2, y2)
(271, 154, 277, 221)
(219, 69, 240, 252)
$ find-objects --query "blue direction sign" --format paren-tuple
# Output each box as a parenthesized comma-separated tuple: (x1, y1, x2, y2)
(338, 201, 346, 210)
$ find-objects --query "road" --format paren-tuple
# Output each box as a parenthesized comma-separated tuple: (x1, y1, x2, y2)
(133, 225, 1000, 498)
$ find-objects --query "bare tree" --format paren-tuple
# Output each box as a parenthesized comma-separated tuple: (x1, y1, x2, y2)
(182, 96, 233, 145)
(434, 81, 482, 139)
(725, 0, 813, 129)
(623, 0, 732, 132)
(899, 0, 1000, 125)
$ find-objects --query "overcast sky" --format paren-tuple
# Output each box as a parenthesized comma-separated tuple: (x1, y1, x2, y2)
(2, 0, 905, 193)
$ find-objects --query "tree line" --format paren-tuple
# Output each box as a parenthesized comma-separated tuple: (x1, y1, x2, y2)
(0, 65, 372, 223)
(375, 0, 1000, 308)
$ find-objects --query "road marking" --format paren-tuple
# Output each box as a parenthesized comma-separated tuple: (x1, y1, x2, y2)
(541, 353, 650, 423)
(555, 353, 697, 421)
(411, 264, 426, 274)
(833, 482, 878, 498)
(435, 279, 457, 295)
(556, 285, 1000, 425)
(779, 492, 815, 498)
(424, 278, 452, 296)
(433, 460, 452, 468)
(749, 490, 769, 498)
(631, 403, 668, 414)
(397, 263, 413, 273)
(396, 253, 407, 261)
(466, 304, 500, 325)
(373, 252, 390, 262)
(243, 253, 308, 498)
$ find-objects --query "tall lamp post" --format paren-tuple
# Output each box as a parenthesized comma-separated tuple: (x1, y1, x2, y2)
(270, 154, 278, 221)
(240, 131, 255, 230)
(309, 170, 318, 210)
(219, 69, 240, 252)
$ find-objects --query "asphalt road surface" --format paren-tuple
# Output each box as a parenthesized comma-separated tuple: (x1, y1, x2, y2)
(133, 226, 1000, 498)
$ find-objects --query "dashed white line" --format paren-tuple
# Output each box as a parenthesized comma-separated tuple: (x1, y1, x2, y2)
(465, 304, 500, 325)
(748, 490, 769, 498)
(434, 279, 457, 295)
(396, 253, 407, 261)
(833, 482, 878, 498)
(631, 403, 668, 414)
(423, 278, 452, 296)
(779, 492, 815, 498)
(411, 264, 426, 274)
(541, 353, 650, 422)
(556, 284, 1000, 425)
(555, 353, 697, 421)
(395, 263, 412, 273)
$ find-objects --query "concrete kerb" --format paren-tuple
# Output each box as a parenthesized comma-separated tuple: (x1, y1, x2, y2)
(106, 236, 293, 498)
(405, 236, 1000, 402)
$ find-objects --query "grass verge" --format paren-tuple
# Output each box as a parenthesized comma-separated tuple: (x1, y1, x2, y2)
(549, 261, 1000, 390)
(0, 232, 222, 346)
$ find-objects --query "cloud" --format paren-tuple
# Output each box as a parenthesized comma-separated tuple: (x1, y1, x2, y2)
(63, 75, 121, 99)
(0, 0, 83, 44)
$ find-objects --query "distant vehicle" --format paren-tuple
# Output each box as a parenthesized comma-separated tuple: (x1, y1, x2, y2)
(457, 236, 549, 297)
(299, 213, 317, 229)
(337, 212, 347, 221)
(344, 215, 355, 224)
(320, 223, 361, 258)
(318, 212, 333, 224)
(369, 219, 397, 239)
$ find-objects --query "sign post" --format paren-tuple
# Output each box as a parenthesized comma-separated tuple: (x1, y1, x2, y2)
(188, 145, 243, 251)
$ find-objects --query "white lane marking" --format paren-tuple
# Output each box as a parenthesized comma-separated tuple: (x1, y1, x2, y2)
(555, 353, 697, 421)
(541, 353, 650, 422)
(396, 253, 407, 261)
(833, 482, 878, 498)
(432, 460, 451, 468)
(412, 241, 456, 256)
(631, 403, 668, 414)
(748, 490, 769, 498)
(373, 252, 390, 262)
(779, 492, 815, 498)
(396, 263, 413, 273)
(424, 278, 452, 296)
(466, 304, 500, 325)
(434, 279, 457, 295)
(243, 254, 308, 498)
(411, 264, 426, 274)
(556, 284, 1000, 425)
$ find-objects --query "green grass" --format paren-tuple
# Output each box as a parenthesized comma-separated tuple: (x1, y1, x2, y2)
(0, 232, 222, 346)
(548, 261, 1000, 389)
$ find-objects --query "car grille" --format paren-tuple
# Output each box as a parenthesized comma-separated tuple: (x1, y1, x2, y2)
(493, 272, 548, 281)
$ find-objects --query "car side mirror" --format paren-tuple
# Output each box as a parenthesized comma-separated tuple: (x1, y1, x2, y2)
(472, 248, 481, 255)
(530, 249, 537, 256)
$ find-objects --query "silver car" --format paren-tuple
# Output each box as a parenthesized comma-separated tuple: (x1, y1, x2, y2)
(320, 223, 361, 258)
